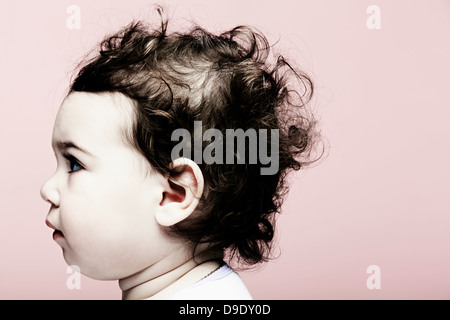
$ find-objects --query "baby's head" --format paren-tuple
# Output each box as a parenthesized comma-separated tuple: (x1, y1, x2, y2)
(41, 13, 319, 280)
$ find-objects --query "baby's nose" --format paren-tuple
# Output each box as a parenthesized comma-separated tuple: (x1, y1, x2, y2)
(40, 175, 60, 208)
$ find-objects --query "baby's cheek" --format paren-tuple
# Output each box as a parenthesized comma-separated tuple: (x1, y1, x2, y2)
(62, 175, 160, 278)
(61, 215, 134, 279)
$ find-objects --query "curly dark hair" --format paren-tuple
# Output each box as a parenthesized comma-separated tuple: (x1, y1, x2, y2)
(70, 9, 322, 267)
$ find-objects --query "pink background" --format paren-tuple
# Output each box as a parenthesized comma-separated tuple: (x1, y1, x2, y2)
(1, 0, 449, 299)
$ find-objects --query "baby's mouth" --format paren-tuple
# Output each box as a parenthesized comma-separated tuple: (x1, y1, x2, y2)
(46, 220, 64, 240)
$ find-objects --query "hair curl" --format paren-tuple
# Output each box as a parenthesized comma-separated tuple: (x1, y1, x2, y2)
(70, 10, 322, 267)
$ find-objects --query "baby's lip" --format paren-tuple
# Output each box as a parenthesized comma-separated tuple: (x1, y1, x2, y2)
(46, 220, 65, 240)
(45, 219, 57, 230)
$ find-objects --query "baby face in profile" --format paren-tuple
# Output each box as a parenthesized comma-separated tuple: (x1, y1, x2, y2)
(40, 92, 179, 280)
(39, 8, 318, 299)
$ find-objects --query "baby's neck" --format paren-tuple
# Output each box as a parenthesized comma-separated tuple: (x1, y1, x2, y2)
(119, 249, 223, 300)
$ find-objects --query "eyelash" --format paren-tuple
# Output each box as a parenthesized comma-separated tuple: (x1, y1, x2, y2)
(63, 154, 84, 173)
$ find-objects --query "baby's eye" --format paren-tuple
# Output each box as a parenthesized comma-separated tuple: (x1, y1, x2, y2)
(63, 154, 84, 173)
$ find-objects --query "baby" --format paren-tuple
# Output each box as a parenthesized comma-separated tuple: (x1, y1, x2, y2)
(40, 8, 320, 300)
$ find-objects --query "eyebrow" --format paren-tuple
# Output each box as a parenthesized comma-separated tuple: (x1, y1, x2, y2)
(53, 140, 93, 156)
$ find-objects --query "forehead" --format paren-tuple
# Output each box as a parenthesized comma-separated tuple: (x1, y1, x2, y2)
(53, 92, 135, 149)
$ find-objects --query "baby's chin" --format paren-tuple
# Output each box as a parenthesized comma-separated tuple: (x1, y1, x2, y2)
(62, 252, 113, 280)
(62, 250, 139, 281)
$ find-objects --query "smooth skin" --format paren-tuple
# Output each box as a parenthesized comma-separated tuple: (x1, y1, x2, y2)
(40, 92, 221, 299)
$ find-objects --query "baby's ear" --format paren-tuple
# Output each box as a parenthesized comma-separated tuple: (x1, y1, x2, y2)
(155, 158, 204, 227)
